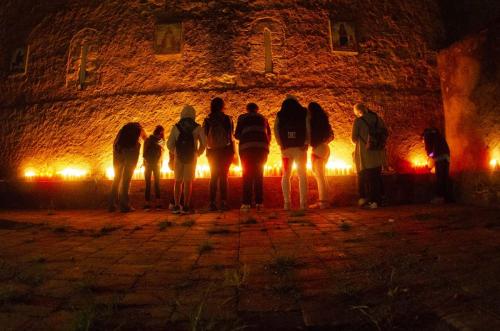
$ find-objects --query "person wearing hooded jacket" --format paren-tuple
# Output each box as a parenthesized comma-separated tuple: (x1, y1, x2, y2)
(167, 105, 206, 214)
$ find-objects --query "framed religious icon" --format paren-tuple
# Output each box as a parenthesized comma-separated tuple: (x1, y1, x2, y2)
(154, 22, 183, 56)
(329, 20, 358, 55)
(10, 46, 29, 75)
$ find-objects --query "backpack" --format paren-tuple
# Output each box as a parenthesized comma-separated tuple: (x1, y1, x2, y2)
(175, 122, 198, 164)
(361, 112, 388, 151)
(278, 109, 307, 149)
(206, 115, 231, 149)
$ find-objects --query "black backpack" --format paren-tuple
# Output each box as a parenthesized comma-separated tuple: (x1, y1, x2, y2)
(175, 121, 198, 163)
(278, 109, 307, 149)
(361, 112, 388, 151)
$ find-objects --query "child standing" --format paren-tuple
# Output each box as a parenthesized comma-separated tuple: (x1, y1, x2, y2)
(167, 105, 206, 214)
(143, 125, 165, 210)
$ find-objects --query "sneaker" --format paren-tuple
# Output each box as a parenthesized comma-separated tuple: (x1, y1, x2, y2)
(364, 202, 378, 209)
(168, 202, 175, 210)
(240, 204, 251, 212)
(181, 206, 192, 214)
(172, 205, 181, 214)
(220, 201, 229, 211)
(358, 198, 367, 207)
(144, 204, 151, 210)
(283, 202, 291, 211)
(309, 201, 329, 209)
(120, 206, 135, 213)
(155, 205, 164, 210)
(256, 204, 264, 212)
(209, 203, 217, 212)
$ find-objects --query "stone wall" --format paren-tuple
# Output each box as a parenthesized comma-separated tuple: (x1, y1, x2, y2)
(437, 22, 500, 205)
(0, 0, 445, 178)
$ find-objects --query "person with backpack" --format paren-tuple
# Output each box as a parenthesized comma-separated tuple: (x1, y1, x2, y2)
(422, 127, 452, 204)
(143, 125, 165, 210)
(167, 105, 206, 214)
(109, 122, 147, 213)
(235, 103, 271, 212)
(203, 97, 235, 211)
(274, 95, 310, 211)
(351, 103, 388, 209)
(308, 102, 334, 209)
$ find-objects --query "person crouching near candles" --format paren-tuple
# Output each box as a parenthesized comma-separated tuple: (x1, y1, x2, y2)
(167, 105, 206, 214)
(274, 95, 310, 211)
(203, 97, 235, 211)
(109, 122, 147, 213)
(235, 103, 271, 212)
(143, 125, 165, 210)
(351, 103, 388, 209)
(422, 127, 452, 204)
(308, 102, 334, 209)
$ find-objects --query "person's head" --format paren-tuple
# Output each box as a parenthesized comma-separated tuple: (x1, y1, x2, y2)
(153, 125, 164, 139)
(246, 102, 259, 113)
(181, 105, 196, 120)
(308, 102, 326, 118)
(280, 97, 302, 113)
(210, 97, 225, 114)
(353, 103, 368, 118)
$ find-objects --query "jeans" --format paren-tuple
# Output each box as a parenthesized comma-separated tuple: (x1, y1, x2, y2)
(281, 147, 308, 208)
(144, 163, 160, 202)
(207, 146, 234, 204)
(358, 166, 382, 204)
(109, 147, 139, 210)
(435, 160, 451, 201)
(240, 149, 268, 205)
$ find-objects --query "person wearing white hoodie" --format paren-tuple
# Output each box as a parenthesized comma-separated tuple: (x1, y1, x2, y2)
(167, 105, 206, 214)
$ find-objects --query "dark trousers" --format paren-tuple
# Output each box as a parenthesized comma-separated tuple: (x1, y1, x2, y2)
(207, 147, 234, 204)
(240, 149, 268, 205)
(109, 148, 139, 210)
(435, 160, 451, 201)
(358, 166, 382, 204)
(144, 163, 160, 201)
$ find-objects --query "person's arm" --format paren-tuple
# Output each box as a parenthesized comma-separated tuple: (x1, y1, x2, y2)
(196, 126, 207, 156)
(166, 125, 179, 153)
(203, 118, 210, 137)
(351, 119, 359, 145)
(273, 116, 281, 147)
(234, 116, 242, 141)
(265, 118, 272, 144)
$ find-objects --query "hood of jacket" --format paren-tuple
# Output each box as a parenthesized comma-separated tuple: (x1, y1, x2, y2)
(181, 105, 196, 120)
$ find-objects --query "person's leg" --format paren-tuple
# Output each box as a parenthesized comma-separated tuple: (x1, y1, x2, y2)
(357, 170, 367, 205)
(153, 164, 161, 200)
(366, 167, 382, 205)
(254, 151, 266, 205)
(109, 158, 123, 211)
(208, 152, 219, 207)
(435, 160, 450, 201)
(281, 151, 293, 210)
(219, 150, 233, 207)
(295, 149, 308, 209)
(119, 159, 136, 211)
(174, 180, 182, 206)
(144, 165, 152, 204)
(241, 154, 252, 206)
(312, 155, 328, 205)
(183, 180, 193, 211)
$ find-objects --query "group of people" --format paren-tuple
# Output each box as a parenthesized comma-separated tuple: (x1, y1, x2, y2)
(108, 96, 451, 214)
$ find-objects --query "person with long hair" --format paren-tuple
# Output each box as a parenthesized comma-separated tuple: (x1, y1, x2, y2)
(274, 95, 310, 210)
(109, 122, 147, 212)
(308, 102, 334, 209)
(203, 97, 235, 211)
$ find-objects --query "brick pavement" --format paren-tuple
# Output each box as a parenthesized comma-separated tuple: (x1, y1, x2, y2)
(0, 204, 499, 330)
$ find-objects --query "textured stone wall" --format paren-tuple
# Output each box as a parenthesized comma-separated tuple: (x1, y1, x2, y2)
(0, 0, 445, 178)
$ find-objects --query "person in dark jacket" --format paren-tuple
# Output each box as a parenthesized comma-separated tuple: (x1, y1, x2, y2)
(422, 127, 452, 203)
(143, 125, 165, 210)
(308, 102, 334, 209)
(235, 103, 271, 212)
(203, 97, 235, 211)
(109, 122, 147, 212)
(274, 95, 310, 210)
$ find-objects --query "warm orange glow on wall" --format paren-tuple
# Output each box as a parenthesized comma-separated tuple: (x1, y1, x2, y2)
(490, 159, 498, 170)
